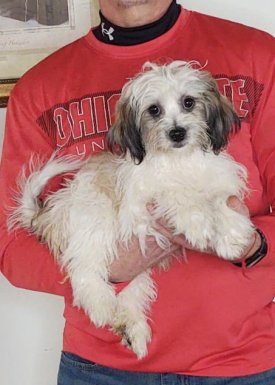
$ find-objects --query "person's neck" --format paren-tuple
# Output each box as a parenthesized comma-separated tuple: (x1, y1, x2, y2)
(93, 1, 180, 46)
(99, 0, 173, 27)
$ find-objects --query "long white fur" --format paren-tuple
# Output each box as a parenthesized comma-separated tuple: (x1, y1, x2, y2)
(8, 61, 254, 359)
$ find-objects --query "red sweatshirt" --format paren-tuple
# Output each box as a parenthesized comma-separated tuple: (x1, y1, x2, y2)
(1, 8, 275, 376)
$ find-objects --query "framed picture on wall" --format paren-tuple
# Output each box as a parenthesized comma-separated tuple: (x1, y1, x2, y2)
(0, 0, 99, 107)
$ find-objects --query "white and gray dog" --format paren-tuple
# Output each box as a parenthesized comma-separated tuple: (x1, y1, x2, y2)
(8, 61, 254, 359)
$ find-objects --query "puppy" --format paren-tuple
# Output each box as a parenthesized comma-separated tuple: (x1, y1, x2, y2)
(8, 61, 254, 359)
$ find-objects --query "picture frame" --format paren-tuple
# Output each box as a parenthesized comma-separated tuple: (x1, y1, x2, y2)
(0, 0, 99, 107)
(0, 78, 18, 108)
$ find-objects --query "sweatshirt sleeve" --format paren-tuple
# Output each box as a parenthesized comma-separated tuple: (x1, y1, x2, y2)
(0, 82, 70, 296)
(250, 33, 275, 267)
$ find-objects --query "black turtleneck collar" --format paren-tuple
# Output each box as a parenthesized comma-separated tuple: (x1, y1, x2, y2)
(92, 0, 181, 46)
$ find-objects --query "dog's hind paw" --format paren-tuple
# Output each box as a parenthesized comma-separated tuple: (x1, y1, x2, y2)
(113, 319, 152, 359)
(74, 283, 116, 328)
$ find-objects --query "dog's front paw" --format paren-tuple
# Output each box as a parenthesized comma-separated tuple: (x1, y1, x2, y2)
(178, 211, 214, 251)
(113, 317, 152, 359)
(214, 214, 254, 261)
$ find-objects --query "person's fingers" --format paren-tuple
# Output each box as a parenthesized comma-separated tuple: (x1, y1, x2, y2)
(151, 218, 188, 246)
(147, 244, 183, 267)
(147, 202, 189, 247)
(146, 202, 156, 212)
(227, 195, 249, 217)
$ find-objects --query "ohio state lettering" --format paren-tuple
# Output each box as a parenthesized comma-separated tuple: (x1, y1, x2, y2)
(37, 91, 120, 154)
(37, 75, 263, 156)
(215, 75, 263, 119)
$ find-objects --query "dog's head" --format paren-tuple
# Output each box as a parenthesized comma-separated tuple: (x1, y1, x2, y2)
(108, 61, 240, 163)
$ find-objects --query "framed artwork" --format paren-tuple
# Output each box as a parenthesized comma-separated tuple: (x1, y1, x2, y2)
(0, 0, 99, 107)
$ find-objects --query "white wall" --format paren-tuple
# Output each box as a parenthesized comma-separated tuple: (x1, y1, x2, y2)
(0, 108, 64, 384)
(181, 0, 275, 36)
(0, 2, 274, 385)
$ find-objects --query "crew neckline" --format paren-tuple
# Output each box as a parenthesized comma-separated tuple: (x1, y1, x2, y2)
(84, 8, 191, 59)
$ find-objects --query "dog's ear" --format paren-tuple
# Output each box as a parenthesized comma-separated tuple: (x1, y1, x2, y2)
(204, 80, 240, 154)
(107, 98, 146, 164)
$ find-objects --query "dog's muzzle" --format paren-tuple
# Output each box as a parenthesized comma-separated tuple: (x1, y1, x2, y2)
(168, 127, 186, 143)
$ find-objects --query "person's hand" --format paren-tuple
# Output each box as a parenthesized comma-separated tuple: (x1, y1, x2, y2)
(109, 196, 261, 282)
(109, 217, 188, 283)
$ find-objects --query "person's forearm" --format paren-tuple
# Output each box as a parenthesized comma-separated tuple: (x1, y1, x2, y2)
(0, 225, 70, 296)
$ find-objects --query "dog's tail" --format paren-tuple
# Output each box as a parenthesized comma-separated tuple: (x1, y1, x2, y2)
(7, 154, 83, 231)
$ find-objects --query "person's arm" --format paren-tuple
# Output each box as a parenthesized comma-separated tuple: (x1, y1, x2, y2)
(248, 35, 275, 267)
(0, 84, 69, 295)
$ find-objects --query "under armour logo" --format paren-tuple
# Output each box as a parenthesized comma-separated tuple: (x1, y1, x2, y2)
(101, 23, 114, 41)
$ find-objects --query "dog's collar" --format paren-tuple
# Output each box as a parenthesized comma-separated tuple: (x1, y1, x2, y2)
(93, 0, 181, 46)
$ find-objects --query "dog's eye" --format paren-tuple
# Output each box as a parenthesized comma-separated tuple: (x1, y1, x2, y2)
(148, 105, 161, 117)
(183, 97, 195, 110)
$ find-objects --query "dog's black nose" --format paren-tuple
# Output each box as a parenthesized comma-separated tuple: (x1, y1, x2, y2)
(169, 127, 186, 142)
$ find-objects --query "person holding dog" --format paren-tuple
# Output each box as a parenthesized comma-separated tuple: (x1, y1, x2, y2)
(0, 1, 274, 384)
